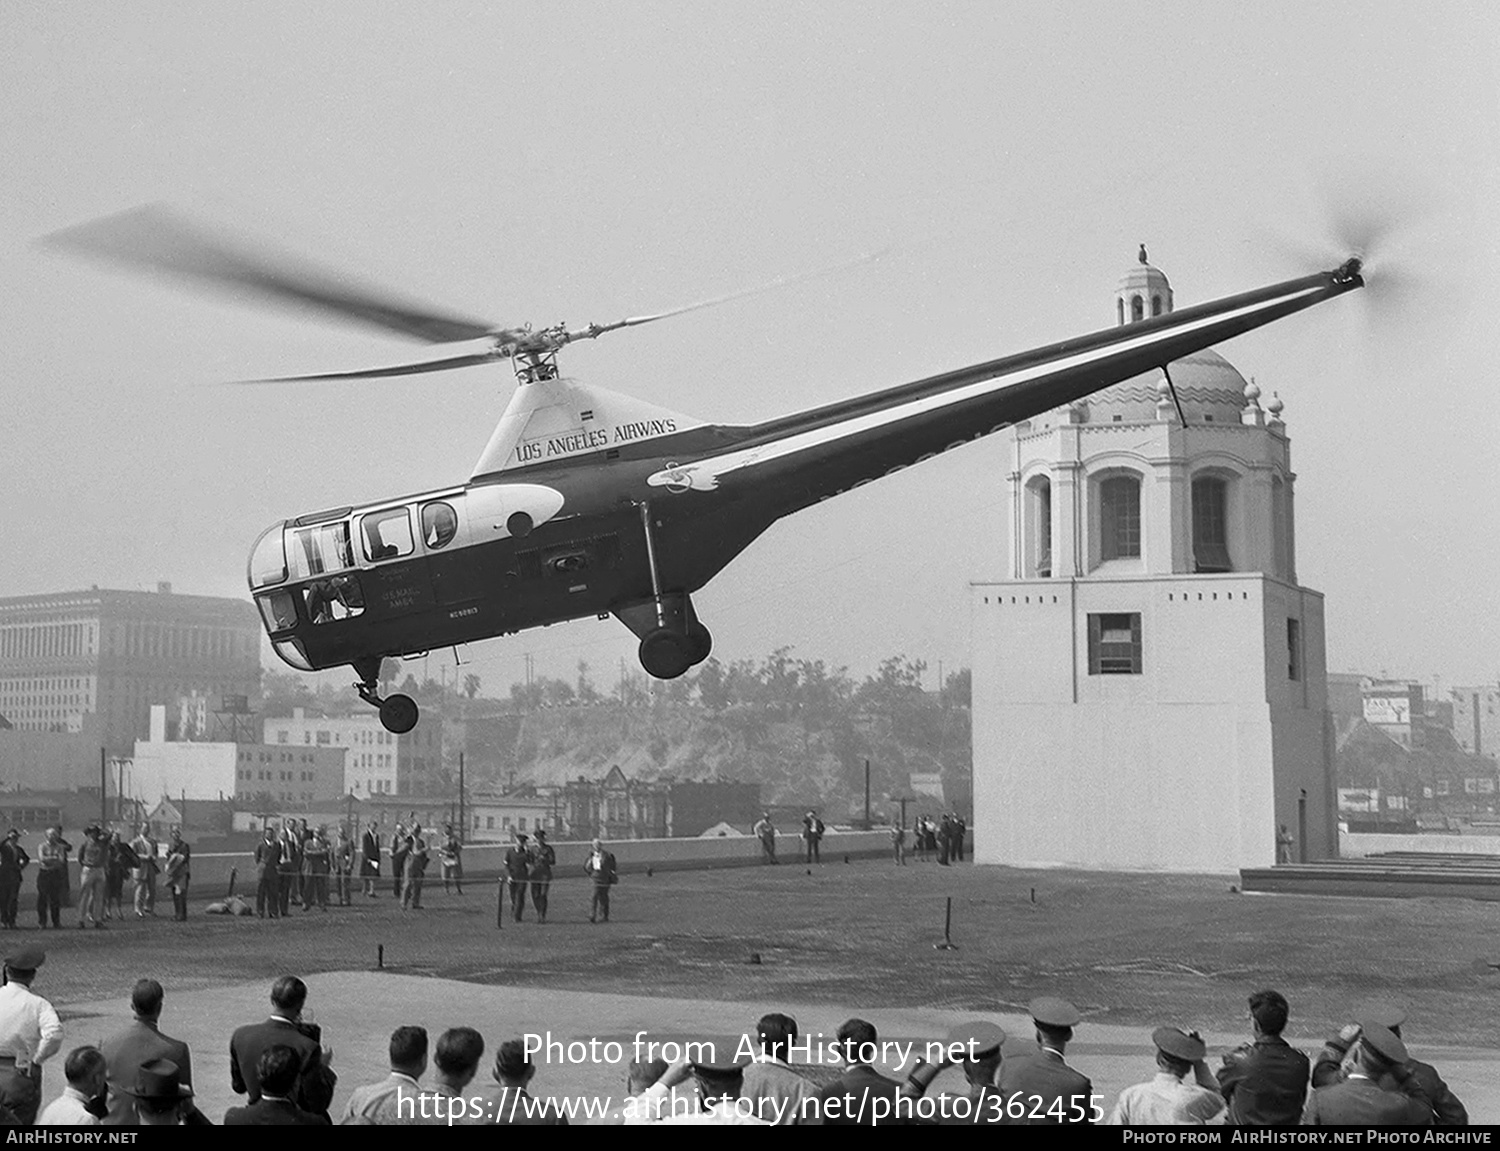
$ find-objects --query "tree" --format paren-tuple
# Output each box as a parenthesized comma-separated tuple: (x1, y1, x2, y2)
(463, 673, 481, 700)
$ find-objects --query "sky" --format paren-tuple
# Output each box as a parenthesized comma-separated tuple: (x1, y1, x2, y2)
(3, 1, 1498, 696)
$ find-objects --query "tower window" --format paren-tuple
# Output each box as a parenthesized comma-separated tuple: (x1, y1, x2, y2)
(1117, 298, 1124, 326)
(1192, 476, 1232, 572)
(1099, 476, 1142, 561)
(1089, 613, 1142, 675)
(1131, 295, 1144, 323)
(1152, 295, 1162, 316)
(1029, 478, 1052, 578)
(1287, 618, 1302, 681)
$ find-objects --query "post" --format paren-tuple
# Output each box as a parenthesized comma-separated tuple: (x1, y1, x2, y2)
(100, 747, 107, 828)
(900, 796, 908, 832)
(863, 759, 871, 831)
(496, 875, 504, 931)
(1298, 789, 1308, 864)
(458, 752, 466, 843)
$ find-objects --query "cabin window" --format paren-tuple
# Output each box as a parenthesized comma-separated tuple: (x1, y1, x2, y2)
(362, 508, 415, 562)
(422, 501, 459, 550)
(257, 591, 299, 634)
(250, 524, 288, 588)
(303, 574, 366, 625)
(288, 522, 354, 580)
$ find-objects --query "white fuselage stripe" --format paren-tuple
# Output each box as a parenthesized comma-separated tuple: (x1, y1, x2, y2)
(654, 285, 1322, 484)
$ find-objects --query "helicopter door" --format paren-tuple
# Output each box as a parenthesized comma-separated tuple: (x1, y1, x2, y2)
(420, 496, 485, 606)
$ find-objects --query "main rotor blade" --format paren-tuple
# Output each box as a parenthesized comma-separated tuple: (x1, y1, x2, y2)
(230, 351, 503, 384)
(42, 205, 502, 344)
(580, 246, 891, 339)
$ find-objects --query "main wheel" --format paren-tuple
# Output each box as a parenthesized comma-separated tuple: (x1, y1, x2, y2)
(638, 628, 694, 680)
(686, 622, 713, 666)
(379, 693, 419, 734)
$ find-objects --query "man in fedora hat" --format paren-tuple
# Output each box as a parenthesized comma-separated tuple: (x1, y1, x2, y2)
(0, 945, 62, 1124)
(1108, 1026, 1225, 1125)
(126, 1058, 195, 1126)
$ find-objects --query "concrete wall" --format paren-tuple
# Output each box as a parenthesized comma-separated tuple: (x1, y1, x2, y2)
(1340, 831, 1500, 858)
(135, 829, 897, 897)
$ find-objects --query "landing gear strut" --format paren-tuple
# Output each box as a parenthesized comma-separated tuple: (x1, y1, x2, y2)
(353, 658, 420, 734)
(615, 503, 714, 680)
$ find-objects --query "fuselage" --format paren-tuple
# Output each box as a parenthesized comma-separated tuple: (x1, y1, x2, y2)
(248, 261, 1362, 673)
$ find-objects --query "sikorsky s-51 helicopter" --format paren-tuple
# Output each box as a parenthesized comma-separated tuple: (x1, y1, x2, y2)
(48, 208, 1364, 734)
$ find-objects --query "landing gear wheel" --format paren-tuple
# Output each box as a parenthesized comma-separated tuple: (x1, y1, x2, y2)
(686, 622, 713, 666)
(639, 628, 694, 680)
(378, 693, 419, 734)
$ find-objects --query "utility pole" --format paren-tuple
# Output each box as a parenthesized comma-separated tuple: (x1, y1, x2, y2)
(458, 751, 466, 843)
(99, 747, 107, 828)
(864, 758, 871, 830)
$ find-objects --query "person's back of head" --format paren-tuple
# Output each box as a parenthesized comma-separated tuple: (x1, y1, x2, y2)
(693, 1064, 744, 1106)
(269, 975, 307, 1018)
(389, 1025, 428, 1077)
(837, 1018, 878, 1066)
(433, 1028, 484, 1090)
(132, 978, 165, 1020)
(756, 1013, 798, 1062)
(258, 1045, 302, 1100)
(627, 1058, 668, 1096)
(1248, 989, 1289, 1038)
(494, 1039, 533, 1087)
(1156, 1050, 1192, 1079)
(1036, 1023, 1073, 1052)
(64, 1045, 106, 1091)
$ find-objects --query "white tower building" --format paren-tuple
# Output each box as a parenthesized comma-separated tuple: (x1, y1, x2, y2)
(969, 248, 1336, 873)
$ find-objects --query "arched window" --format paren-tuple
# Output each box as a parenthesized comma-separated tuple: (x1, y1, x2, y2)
(1099, 475, 1141, 561)
(1192, 476, 1232, 572)
(1028, 477, 1052, 577)
(1117, 298, 1124, 326)
(1131, 295, 1144, 323)
(1151, 294, 1162, 316)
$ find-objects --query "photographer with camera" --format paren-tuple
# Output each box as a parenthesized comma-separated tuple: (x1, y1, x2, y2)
(229, 976, 337, 1121)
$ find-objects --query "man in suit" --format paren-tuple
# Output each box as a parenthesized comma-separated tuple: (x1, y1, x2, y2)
(276, 825, 301, 916)
(100, 979, 194, 1125)
(254, 827, 282, 919)
(0, 830, 29, 930)
(996, 997, 1097, 1124)
(584, 838, 617, 924)
(527, 830, 554, 922)
(1311, 1002, 1464, 1125)
(814, 1017, 901, 1126)
(225, 1046, 328, 1125)
(1302, 1025, 1432, 1126)
(229, 976, 336, 1120)
(360, 820, 381, 898)
(1216, 989, 1309, 1125)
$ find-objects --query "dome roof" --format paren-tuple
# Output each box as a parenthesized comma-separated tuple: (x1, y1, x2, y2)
(1084, 350, 1250, 423)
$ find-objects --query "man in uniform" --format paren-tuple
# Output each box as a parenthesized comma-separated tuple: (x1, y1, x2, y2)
(1216, 988, 1309, 1125)
(1302, 1024, 1432, 1125)
(0, 830, 29, 930)
(504, 832, 530, 922)
(900, 1020, 1008, 1124)
(996, 997, 1096, 1124)
(1311, 1002, 1463, 1124)
(1109, 1026, 1225, 1125)
(584, 838, 617, 923)
(0, 945, 63, 1124)
(34, 827, 69, 930)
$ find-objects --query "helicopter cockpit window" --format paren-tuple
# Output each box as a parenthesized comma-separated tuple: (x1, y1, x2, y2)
(257, 590, 299, 634)
(421, 501, 458, 550)
(362, 508, 415, 562)
(287, 522, 354, 581)
(302, 573, 366, 625)
(249, 524, 288, 588)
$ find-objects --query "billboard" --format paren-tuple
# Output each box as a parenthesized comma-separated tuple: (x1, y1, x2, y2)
(1363, 695, 1411, 726)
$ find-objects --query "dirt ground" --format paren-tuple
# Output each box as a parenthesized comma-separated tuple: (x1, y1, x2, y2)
(32, 859, 1500, 1047)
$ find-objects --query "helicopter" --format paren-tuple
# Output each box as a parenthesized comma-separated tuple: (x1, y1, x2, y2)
(46, 207, 1364, 733)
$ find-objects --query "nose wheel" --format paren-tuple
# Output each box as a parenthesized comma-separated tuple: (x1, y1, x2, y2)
(353, 661, 420, 733)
